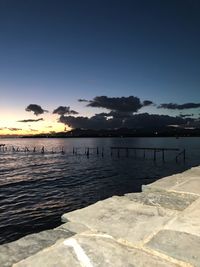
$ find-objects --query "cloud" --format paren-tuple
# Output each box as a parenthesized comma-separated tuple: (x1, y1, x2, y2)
(0, 127, 22, 131)
(123, 113, 186, 129)
(29, 129, 38, 132)
(78, 99, 89, 102)
(8, 128, 22, 131)
(53, 106, 78, 115)
(18, 118, 44, 123)
(59, 113, 190, 130)
(86, 96, 153, 112)
(179, 114, 194, 118)
(59, 115, 122, 129)
(96, 111, 134, 119)
(25, 104, 48, 116)
(158, 103, 200, 110)
(143, 100, 154, 106)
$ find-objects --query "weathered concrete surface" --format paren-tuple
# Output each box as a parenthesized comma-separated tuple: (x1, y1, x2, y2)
(147, 230, 200, 267)
(125, 191, 197, 211)
(14, 233, 181, 267)
(0, 229, 74, 267)
(62, 196, 176, 245)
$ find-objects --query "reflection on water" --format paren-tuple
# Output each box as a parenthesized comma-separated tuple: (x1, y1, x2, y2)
(0, 137, 200, 244)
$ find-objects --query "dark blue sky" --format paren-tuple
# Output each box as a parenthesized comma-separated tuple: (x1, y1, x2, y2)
(0, 0, 200, 133)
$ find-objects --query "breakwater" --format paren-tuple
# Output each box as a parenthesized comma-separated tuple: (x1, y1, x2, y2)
(0, 166, 200, 267)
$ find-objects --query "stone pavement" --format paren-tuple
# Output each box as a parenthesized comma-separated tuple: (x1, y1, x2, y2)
(0, 166, 200, 267)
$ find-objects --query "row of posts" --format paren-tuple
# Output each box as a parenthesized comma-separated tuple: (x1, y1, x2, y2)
(0, 144, 186, 162)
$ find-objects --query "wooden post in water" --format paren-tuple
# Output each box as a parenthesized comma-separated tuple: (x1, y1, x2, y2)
(25, 147, 30, 152)
(86, 147, 89, 157)
(143, 149, 146, 159)
(183, 149, 186, 162)
(41, 146, 44, 154)
(154, 149, 156, 161)
(61, 147, 65, 154)
(101, 147, 104, 157)
(73, 147, 75, 154)
(162, 149, 165, 162)
(110, 148, 113, 157)
(96, 147, 99, 155)
(33, 147, 36, 153)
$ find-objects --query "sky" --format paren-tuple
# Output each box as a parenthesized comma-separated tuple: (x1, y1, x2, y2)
(0, 0, 200, 135)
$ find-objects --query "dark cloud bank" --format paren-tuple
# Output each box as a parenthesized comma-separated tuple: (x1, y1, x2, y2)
(59, 113, 190, 130)
(59, 96, 198, 130)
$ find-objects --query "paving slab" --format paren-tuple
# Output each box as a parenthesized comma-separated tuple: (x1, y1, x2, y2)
(143, 167, 200, 195)
(125, 191, 198, 211)
(171, 178, 200, 196)
(182, 166, 200, 178)
(166, 197, 200, 237)
(0, 229, 74, 267)
(13, 233, 181, 267)
(142, 173, 190, 192)
(55, 221, 90, 234)
(62, 196, 176, 245)
(146, 229, 200, 267)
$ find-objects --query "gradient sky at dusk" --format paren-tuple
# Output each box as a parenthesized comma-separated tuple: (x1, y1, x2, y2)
(0, 0, 200, 134)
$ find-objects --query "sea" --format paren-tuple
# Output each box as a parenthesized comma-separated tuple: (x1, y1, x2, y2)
(0, 137, 200, 245)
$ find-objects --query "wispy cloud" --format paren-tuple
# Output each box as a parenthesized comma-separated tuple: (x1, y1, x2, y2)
(18, 118, 44, 123)
(158, 103, 200, 110)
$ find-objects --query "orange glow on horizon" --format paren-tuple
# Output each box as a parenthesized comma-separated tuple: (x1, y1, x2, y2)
(0, 112, 71, 136)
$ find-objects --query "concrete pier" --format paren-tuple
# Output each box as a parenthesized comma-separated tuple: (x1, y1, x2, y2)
(1, 166, 200, 267)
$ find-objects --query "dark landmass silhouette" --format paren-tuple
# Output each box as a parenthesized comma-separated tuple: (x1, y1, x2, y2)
(21, 127, 200, 138)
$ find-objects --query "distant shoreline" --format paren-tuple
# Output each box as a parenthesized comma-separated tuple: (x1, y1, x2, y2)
(1, 127, 200, 139)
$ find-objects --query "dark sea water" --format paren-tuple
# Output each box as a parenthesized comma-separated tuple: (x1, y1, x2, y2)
(0, 137, 200, 245)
